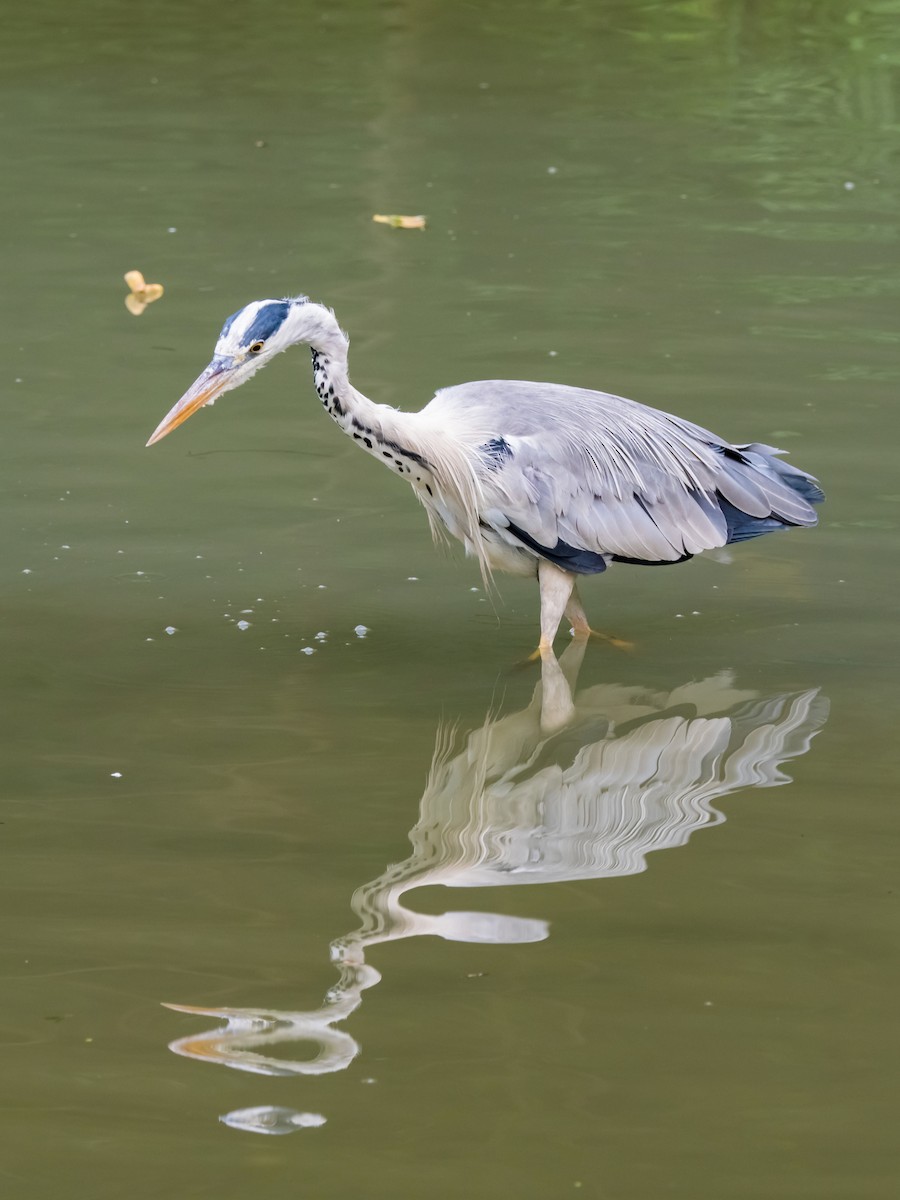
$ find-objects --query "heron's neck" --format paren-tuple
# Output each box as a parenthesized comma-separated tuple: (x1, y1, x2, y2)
(306, 327, 430, 479)
(299, 305, 489, 577)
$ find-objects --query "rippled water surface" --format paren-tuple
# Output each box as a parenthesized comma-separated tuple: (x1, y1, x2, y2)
(3, 3, 898, 1197)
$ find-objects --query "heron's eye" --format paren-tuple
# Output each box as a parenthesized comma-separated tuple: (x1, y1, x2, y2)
(248, 341, 265, 354)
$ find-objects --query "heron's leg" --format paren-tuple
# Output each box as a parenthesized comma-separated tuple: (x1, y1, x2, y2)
(536, 561, 576, 658)
(564, 584, 593, 638)
(556, 634, 588, 689)
(565, 583, 633, 651)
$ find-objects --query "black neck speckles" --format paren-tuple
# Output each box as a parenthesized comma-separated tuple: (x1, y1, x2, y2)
(310, 348, 345, 418)
(309, 347, 432, 478)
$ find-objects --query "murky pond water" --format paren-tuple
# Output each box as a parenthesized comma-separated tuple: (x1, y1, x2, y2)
(3, 2, 898, 1197)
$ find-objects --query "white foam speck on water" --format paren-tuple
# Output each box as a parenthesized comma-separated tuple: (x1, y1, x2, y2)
(110, 772, 122, 779)
(236, 620, 250, 631)
(300, 646, 316, 656)
(315, 631, 328, 641)
(164, 626, 177, 635)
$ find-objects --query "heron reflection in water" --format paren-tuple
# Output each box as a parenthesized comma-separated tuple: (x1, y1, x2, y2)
(165, 645, 827, 1133)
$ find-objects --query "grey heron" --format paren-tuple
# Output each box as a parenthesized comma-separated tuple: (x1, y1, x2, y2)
(147, 296, 823, 652)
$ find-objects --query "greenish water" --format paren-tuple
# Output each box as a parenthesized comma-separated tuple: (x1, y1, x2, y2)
(2, 2, 898, 1197)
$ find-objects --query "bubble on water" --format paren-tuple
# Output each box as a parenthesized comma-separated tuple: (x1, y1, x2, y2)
(315, 631, 328, 641)
(110, 772, 122, 779)
(354, 625, 369, 638)
(164, 626, 177, 635)
(236, 620, 251, 631)
(300, 646, 316, 656)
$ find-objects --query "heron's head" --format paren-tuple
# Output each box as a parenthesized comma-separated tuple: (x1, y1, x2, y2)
(146, 295, 343, 446)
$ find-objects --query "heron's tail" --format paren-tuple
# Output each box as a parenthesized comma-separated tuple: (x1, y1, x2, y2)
(721, 443, 823, 544)
(741, 442, 825, 506)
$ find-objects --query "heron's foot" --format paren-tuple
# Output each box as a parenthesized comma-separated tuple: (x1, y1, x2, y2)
(518, 629, 630, 668)
(572, 626, 634, 652)
(520, 638, 553, 666)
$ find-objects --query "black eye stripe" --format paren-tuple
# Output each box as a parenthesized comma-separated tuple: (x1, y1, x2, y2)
(243, 300, 290, 343)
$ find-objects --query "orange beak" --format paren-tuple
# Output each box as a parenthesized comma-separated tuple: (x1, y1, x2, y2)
(146, 359, 236, 447)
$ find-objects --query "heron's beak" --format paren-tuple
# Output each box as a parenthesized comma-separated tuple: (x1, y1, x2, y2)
(146, 358, 238, 447)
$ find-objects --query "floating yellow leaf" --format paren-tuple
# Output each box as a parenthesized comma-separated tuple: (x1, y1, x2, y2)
(124, 269, 164, 316)
(372, 213, 426, 230)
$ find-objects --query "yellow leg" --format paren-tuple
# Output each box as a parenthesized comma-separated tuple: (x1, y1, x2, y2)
(537, 561, 576, 658)
(523, 570, 632, 664)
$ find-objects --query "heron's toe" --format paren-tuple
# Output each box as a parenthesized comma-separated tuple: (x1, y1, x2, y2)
(574, 627, 634, 652)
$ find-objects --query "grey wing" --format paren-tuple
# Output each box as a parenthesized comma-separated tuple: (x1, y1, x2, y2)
(431, 381, 823, 572)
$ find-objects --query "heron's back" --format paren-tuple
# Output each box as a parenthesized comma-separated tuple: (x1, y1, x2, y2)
(421, 378, 822, 573)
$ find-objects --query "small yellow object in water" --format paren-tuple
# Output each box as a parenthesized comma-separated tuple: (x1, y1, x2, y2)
(124, 269, 165, 315)
(372, 213, 426, 230)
